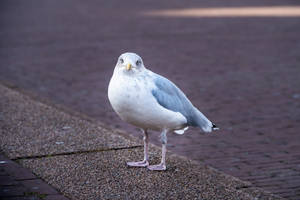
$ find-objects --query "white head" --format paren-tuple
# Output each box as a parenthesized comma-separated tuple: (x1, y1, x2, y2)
(115, 52, 145, 74)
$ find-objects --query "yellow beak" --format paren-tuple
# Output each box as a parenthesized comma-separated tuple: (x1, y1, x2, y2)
(126, 63, 132, 71)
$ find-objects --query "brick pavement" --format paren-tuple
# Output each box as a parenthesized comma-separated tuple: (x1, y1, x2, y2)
(0, 0, 300, 199)
(0, 153, 69, 200)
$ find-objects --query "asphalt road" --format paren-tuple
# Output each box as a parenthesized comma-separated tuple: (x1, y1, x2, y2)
(1, 0, 300, 199)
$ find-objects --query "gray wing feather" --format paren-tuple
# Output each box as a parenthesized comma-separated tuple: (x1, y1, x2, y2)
(151, 74, 212, 131)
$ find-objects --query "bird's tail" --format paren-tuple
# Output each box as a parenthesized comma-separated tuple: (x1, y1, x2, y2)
(193, 108, 219, 133)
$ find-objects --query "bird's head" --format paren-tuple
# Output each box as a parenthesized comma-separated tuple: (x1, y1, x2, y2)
(115, 52, 145, 74)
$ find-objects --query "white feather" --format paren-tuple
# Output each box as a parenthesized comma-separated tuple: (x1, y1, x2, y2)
(174, 127, 189, 135)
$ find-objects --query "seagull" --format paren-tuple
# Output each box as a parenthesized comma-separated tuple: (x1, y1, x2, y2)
(108, 52, 218, 171)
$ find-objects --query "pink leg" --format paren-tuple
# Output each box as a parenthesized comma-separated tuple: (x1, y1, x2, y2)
(148, 130, 167, 171)
(127, 129, 149, 167)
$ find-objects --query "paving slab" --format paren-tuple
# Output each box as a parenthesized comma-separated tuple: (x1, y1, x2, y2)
(0, 84, 139, 159)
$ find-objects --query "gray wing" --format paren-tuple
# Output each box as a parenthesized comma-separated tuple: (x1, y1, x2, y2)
(151, 74, 207, 127)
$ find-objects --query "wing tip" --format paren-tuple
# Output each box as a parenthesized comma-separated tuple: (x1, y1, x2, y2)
(212, 123, 219, 131)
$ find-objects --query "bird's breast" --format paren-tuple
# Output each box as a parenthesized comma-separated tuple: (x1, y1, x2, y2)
(108, 74, 147, 117)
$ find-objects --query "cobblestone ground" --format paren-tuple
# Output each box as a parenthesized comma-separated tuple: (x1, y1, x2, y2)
(1, 0, 300, 199)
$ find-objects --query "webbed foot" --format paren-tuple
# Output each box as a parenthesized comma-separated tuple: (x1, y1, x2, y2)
(147, 164, 166, 171)
(127, 160, 149, 167)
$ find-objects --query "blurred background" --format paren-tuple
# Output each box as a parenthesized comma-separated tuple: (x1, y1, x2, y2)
(1, 0, 300, 198)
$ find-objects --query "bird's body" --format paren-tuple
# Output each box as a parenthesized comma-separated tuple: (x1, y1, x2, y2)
(109, 69, 187, 132)
(108, 52, 218, 170)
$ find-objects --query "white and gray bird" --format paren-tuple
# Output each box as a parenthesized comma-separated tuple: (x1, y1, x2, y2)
(108, 52, 218, 171)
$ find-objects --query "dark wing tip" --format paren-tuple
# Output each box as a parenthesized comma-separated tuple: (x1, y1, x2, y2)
(212, 123, 219, 131)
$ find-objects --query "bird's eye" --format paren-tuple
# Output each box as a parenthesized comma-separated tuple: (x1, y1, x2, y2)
(136, 60, 141, 66)
(119, 58, 124, 64)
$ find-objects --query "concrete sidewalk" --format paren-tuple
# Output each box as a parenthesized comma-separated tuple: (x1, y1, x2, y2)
(0, 85, 283, 199)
